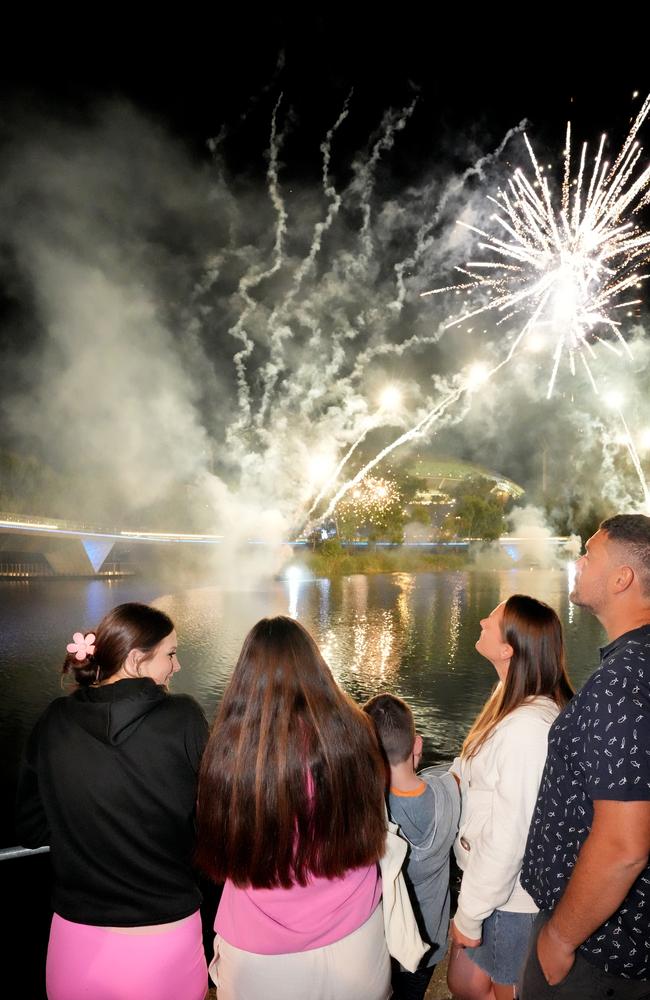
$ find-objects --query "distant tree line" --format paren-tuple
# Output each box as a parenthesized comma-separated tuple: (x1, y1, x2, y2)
(326, 472, 513, 544)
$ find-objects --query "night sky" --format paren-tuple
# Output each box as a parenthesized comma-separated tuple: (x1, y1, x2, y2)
(2, 14, 646, 173)
(0, 13, 649, 531)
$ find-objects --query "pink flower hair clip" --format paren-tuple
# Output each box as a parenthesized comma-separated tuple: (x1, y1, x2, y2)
(67, 632, 96, 662)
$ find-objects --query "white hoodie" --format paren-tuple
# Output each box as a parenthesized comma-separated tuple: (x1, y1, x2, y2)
(451, 696, 559, 940)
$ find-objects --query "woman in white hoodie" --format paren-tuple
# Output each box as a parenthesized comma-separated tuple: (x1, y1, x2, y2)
(447, 594, 573, 1000)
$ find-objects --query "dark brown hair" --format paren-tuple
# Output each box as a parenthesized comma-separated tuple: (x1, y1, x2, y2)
(462, 594, 574, 760)
(196, 616, 386, 889)
(363, 693, 416, 765)
(601, 514, 650, 596)
(62, 602, 174, 687)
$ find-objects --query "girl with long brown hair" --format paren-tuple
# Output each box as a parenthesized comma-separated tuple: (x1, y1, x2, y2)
(196, 615, 391, 1000)
(446, 594, 573, 1000)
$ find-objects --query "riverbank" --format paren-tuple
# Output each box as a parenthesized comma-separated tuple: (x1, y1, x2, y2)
(298, 545, 470, 577)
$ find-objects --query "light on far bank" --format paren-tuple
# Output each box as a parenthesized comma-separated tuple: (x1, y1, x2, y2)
(379, 385, 402, 411)
(526, 331, 546, 353)
(308, 453, 336, 486)
(466, 363, 490, 391)
(603, 389, 625, 410)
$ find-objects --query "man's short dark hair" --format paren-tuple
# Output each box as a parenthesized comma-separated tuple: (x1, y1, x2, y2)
(363, 693, 415, 765)
(601, 514, 650, 596)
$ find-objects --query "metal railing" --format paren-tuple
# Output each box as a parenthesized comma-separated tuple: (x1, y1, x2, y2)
(1, 845, 50, 860)
(0, 511, 224, 544)
(0, 510, 103, 533)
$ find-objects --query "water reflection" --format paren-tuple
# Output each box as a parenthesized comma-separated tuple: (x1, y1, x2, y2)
(446, 575, 464, 667)
(566, 561, 576, 624)
(284, 566, 303, 619)
(317, 578, 331, 629)
(322, 577, 404, 690)
(494, 567, 568, 610)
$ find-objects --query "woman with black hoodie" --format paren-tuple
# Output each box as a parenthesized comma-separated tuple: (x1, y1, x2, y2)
(16, 602, 209, 1000)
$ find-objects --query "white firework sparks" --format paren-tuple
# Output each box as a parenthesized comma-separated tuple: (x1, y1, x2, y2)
(423, 93, 650, 398)
(306, 385, 403, 517)
(318, 355, 511, 523)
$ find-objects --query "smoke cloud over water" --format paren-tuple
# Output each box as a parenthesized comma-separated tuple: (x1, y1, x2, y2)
(0, 92, 648, 569)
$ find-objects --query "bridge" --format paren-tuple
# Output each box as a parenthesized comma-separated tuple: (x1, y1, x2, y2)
(0, 512, 224, 577)
(0, 511, 575, 578)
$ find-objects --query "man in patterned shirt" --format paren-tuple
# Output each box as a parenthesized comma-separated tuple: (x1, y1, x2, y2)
(520, 514, 650, 999)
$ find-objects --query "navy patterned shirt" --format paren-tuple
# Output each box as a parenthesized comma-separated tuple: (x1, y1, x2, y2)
(521, 624, 650, 979)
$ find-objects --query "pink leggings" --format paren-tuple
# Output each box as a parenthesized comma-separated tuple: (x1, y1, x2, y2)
(46, 911, 208, 1000)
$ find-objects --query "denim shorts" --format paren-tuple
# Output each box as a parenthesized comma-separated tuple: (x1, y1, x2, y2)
(465, 909, 536, 985)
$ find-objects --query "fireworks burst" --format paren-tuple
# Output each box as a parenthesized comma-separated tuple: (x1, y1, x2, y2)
(307, 385, 403, 517)
(334, 476, 402, 537)
(424, 93, 650, 398)
(315, 97, 650, 521)
(318, 355, 511, 523)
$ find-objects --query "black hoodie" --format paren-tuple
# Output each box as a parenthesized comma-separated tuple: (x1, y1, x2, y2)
(16, 678, 209, 926)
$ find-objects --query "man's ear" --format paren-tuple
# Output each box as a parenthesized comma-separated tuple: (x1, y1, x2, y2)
(413, 733, 423, 757)
(612, 564, 634, 594)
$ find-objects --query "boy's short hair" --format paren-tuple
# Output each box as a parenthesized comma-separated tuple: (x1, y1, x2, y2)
(363, 693, 416, 765)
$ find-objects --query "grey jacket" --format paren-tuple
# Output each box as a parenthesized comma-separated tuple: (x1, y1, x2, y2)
(388, 766, 460, 966)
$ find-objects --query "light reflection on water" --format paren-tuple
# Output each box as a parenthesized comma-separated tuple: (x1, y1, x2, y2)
(446, 575, 464, 667)
(567, 562, 577, 624)
(0, 566, 605, 844)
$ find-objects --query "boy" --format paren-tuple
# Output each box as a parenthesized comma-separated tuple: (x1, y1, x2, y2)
(364, 693, 460, 1000)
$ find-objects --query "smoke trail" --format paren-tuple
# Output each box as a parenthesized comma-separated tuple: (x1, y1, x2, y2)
(257, 93, 353, 426)
(226, 94, 288, 441)
(354, 100, 418, 267)
(390, 121, 528, 313)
